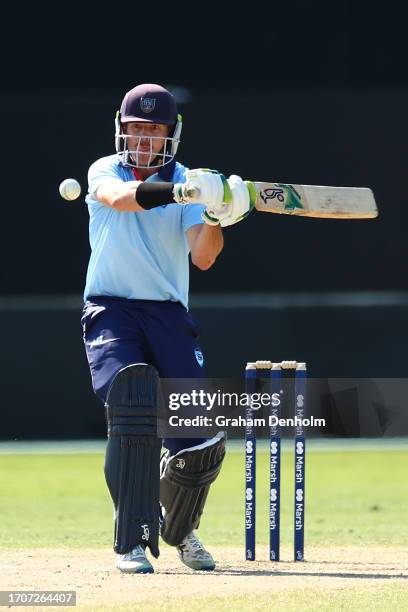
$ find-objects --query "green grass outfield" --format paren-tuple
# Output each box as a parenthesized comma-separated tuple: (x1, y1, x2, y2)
(0, 440, 407, 611)
(0, 439, 407, 549)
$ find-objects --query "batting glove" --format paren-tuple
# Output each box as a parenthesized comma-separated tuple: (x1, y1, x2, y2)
(204, 175, 256, 227)
(178, 168, 232, 211)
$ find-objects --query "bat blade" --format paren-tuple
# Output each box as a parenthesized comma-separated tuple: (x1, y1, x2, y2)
(253, 183, 378, 219)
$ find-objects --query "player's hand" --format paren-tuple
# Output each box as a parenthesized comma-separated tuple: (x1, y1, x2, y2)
(180, 168, 231, 208)
(203, 175, 256, 227)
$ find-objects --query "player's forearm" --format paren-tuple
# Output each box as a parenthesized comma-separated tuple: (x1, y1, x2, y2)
(97, 181, 181, 212)
(96, 181, 145, 212)
(190, 224, 224, 271)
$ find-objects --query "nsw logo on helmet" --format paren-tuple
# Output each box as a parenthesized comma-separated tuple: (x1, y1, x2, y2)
(140, 97, 156, 114)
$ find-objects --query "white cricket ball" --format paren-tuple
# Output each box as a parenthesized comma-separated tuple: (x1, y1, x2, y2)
(59, 178, 81, 201)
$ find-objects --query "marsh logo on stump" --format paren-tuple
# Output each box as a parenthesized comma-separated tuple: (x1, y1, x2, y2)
(195, 349, 204, 367)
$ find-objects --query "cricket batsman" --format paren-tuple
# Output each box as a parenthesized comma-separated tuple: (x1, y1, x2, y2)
(81, 83, 254, 573)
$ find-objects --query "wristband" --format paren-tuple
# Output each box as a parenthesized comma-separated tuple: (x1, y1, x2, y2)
(135, 182, 175, 210)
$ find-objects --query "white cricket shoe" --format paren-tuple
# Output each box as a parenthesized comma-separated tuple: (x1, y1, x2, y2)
(116, 545, 154, 574)
(176, 532, 215, 571)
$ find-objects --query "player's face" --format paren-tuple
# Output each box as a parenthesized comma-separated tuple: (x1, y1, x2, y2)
(123, 122, 170, 167)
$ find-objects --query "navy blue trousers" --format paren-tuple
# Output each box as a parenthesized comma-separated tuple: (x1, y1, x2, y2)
(81, 296, 206, 454)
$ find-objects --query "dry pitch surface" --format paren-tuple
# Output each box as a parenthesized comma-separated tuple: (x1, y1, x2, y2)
(2, 545, 407, 611)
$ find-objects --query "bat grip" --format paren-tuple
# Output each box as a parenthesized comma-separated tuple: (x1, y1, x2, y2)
(185, 186, 200, 200)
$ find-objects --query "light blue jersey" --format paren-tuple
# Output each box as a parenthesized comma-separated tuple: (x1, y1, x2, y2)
(84, 155, 204, 308)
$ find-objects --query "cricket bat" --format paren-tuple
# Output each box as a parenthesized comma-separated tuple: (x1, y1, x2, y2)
(251, 183, 378, 219)
(181, 182, 378, 219)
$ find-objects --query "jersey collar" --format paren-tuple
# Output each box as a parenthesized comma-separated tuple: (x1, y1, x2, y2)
(131, 159, 176, 182)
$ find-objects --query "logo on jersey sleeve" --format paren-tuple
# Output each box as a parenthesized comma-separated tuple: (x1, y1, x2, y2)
(140, 97, 156, 113)
(195, 349, 204, 367)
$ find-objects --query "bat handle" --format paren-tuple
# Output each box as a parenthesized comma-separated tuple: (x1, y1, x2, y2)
(185, 186, 200, 200)
(173, 183, 201, 204)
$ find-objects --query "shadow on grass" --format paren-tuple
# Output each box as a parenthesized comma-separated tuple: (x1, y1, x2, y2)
(213, 568, 408, 580)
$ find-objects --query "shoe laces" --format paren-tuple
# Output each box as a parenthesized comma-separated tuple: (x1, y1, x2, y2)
(180, 533, 206, 556)
(124, 545, 145, 559)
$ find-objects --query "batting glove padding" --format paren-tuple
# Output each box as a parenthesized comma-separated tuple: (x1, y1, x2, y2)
(183, 168, 231, 207)
(201, 175, 256, 227)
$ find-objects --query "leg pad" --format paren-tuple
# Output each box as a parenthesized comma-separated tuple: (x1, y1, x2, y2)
(160, 433, 226, 546)
(104, 364, 161, 557)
